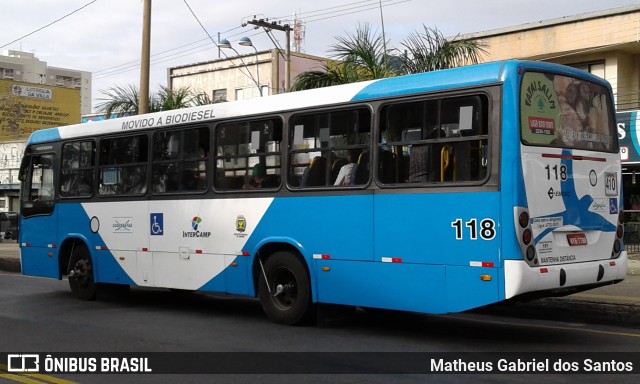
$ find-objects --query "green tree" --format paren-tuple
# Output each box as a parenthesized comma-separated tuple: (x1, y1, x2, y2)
(291, 24, 486, 91)
(96, 85, 218, 117)
(291, 23, 392, 91)
(95, 84, 144, 118)
(400, 26, 487, 74)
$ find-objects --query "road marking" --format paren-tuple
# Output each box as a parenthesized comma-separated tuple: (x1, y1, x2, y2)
(455, 314, 640, 339)
(0, 364, 77, 384)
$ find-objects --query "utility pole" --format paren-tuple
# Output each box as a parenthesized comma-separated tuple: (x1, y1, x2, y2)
(379, 0, 388, 71)
(139, 0, 152, 114)
(244, 19, 292, 92)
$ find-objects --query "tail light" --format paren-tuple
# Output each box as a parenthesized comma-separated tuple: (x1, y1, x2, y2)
(515, 207, 537, 266)
(612, 210, 624, 259)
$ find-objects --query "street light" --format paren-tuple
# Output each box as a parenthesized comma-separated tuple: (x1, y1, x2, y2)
(238, 37, 262, 97)
(217, 38, 233, 50)
(218, 38, 262, 97)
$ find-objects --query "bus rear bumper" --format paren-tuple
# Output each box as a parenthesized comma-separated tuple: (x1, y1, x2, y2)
(503, 251, 628, 300)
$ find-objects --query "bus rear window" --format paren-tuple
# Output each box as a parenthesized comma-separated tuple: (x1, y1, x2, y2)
(520, 72, 616, 152)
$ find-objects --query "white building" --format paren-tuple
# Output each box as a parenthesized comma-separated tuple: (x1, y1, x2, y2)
(1, 50, 91, 116)
(0, 50, 91, 212)
(168, 49, 328, 101)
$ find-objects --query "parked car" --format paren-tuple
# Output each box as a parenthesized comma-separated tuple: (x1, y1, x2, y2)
(0, 211, 19, 240)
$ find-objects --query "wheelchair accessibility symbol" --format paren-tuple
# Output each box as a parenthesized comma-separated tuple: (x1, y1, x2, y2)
(150, 213, 164, 236)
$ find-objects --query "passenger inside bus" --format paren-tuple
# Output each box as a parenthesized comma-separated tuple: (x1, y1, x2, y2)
(244, 163, 279, 189)
(333, 150, 357, 186)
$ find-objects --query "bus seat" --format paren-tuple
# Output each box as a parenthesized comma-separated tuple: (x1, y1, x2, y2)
(300, 156, 327, 187)
(352, 151, 369, 185)
(440, 145, 456, 182)
(215, 175, 245, 190)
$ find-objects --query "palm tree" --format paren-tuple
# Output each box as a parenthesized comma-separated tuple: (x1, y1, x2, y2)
(95, 84, 142, 118)
(400, 26, 487, 74)
(291, 24, 486, 91)
(96, 85, 215, 117)
(157, 86, 195, 111)
(291, 23, 393, 91)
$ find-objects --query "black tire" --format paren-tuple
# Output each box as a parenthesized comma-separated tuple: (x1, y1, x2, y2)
(68, 245, 97, 301)
(258, 252, 312, 325)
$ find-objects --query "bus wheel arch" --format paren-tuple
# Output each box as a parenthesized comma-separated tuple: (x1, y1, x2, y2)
(253, 243, 314, 325)
(66, 240, 97, 301)
(58, 237, 86, 280)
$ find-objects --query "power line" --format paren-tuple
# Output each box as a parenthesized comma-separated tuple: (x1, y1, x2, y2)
(182, 0, 218, 46)
(93, 0, 415, 80)
(268, 0, 380, 21)
(1, 0, 99, 49)
(272, 0, 411, 24)
(182, 0, 260, 89)
(304, 0, 412, 24)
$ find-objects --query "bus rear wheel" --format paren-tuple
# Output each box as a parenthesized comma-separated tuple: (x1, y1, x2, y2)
(258, 252, 312, 325)
(68, 246, 96, 301)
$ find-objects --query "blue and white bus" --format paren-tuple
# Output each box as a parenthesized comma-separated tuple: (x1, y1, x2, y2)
(19, 60, 626, 324)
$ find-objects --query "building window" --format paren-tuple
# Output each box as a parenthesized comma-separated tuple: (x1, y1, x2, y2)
(212, 89, 226, 102)
(571, 62, 605, 79)
(55, 75, 78, 87)
(235, 86, 263, 101)
(2, 68, 14, 79)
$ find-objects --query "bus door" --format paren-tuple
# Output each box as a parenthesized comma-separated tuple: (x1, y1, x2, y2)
(19, 152, 59, 278)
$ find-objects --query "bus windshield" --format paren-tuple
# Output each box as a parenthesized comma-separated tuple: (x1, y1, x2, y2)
(520, 71, 616, 152)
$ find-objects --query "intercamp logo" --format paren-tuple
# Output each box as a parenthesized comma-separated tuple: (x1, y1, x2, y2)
(182, 216, 211, 238)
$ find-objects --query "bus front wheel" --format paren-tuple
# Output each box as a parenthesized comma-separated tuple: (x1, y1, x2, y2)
(258, 252, 312, 325)
(68, 246, 97, 301)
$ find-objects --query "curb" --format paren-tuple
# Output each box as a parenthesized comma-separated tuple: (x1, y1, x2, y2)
(483, 297, 640, 328)
(0, 257, 20, 273)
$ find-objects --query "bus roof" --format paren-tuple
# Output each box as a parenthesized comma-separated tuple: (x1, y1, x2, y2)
(26, 60, 610, 146)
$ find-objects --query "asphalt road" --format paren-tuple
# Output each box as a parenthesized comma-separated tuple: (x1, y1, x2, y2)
(1, 271, 639, 384)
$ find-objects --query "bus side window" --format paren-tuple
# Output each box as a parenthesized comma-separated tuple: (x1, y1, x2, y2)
(214, 118, 282, 191)
(288, 107, 371, 188)
(152, 127, 209, 194)
(99, 134, 148, 196)
(60, 141, 95, 198)
(378, 95, 488, 185)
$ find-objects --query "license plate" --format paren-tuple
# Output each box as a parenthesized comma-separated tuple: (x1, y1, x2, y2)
(567, 233, 588, 246)
(605, 172, 617, 196)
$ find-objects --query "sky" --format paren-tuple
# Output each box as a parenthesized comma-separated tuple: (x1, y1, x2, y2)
(1, 0, 639, 112)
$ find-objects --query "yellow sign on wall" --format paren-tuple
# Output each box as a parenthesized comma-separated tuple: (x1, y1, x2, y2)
(0, 79, 81, 139)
